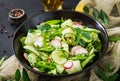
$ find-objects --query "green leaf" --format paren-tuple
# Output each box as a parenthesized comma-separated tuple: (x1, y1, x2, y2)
(97, 68, 108, 81)
(79, 39, 86, 47)
(15, 69, 21, 81)
(83, 6, 89, 14)
(109, 36, 120, 42)
(37, 24, 51, 31)
(99, 10, 109, 25)
(75, 28, 81, 34)
(106, 63, 115, 73)
(92, 8, 100, 19)
(109, 73, 119, 81)
(22, 68, 30, 81)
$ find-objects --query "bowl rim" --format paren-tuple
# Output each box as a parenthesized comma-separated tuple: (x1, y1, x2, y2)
(12, 10, 109, 77)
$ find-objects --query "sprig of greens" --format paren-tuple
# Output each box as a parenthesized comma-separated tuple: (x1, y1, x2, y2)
(97, 63, 119, 81)
(1, 68, 30, 81)
(109, 36, 120, 42)
(83, 6, 109, 26)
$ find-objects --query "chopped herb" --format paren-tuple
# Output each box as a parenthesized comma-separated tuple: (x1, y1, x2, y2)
(97, 63, 119, 81)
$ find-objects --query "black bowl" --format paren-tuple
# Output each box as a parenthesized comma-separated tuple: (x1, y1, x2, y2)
(12, 10, 108, 78)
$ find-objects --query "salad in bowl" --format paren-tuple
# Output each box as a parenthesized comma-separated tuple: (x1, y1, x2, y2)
(20, 19, 102, 75)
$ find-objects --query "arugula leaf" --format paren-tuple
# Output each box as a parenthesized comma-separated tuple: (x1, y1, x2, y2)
(22, 68, 30, 81)
(15, 69, 21, 81)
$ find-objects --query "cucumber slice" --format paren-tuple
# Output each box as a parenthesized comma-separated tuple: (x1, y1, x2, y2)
(56, 64, 64, 74)
(61, 19, 73, 28)
(51, 50, 67, 64)
(65, 60, 82, 74)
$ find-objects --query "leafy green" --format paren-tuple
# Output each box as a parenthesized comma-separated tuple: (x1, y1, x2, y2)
(97, 63, 119, 81)
(15, 69, 21, 81)
(1, 69, 30, 81)
(99, 10, 109, 25)
(83, 6, 109, 26)
(22, 68, 30, 81)
(83, 6, 89, 14)
(109, 36, 120, 42)
(92, 8, 100, 19)
(97, 67, 108, 81)
(37, 24, 51, 31)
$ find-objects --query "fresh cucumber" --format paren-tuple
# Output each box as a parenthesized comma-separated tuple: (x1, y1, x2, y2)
(56, 64, 64, 74)
(51, 50, 67, 64)
(25, 29, 41, 45)
(61, 19, 73, 28)
(65, 60, 82, 74)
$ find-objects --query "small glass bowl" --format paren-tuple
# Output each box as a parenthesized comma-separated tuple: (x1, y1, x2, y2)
(8, 9, 27, 26)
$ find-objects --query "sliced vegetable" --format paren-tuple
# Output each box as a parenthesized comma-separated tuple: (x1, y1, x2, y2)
(51, 50, 67, 64)
(61, 19, 73, 28)
(64, 61, 73, 69)
(65, 60, 82, 74)
(50, 39, 61, 49)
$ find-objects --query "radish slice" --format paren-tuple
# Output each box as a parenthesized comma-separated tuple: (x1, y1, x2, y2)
(74, 48, 88, 56)
(64, 61, 73, 69)
(32, 67, 39, 71)
(47, 57, 51, 62)
(71, 46, 88, 56)
(72, 22, 83, 29)
(50, 39, 61, 49)
(33, 37, 43, 48)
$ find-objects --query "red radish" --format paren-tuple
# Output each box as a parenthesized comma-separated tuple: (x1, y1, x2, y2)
(50, 39, 61, 49)
(74, 48, 88, 56)
(72, 21, 83, 29)
(32, 67, 39, 71)
(64, 61, 73, 69)
(33, 37, 43, 48)
(47, 57, 51, 62)
(71, 46, 88, 56)
(54, 36, 61, 41)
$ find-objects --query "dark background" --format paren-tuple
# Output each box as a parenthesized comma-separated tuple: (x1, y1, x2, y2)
(0, 0, 120, 81)
(0, 0, 80, 58)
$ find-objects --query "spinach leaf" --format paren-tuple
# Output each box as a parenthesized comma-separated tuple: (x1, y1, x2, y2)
(22, 68, 30, 81)
(15, 69, 21, 81)
(83, 6, 89, 14)
(99, 10, 109, 25)
(92, 8, 100, 19)
(37, 24, 51, 31)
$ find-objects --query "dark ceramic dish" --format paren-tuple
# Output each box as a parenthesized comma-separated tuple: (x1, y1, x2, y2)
(12, 10, 108, 78)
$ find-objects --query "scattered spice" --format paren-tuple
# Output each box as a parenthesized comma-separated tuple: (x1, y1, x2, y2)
(3, 50, 6, 53)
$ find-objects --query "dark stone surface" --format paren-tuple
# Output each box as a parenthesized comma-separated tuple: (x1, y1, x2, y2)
(0, 0, 80, 58)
